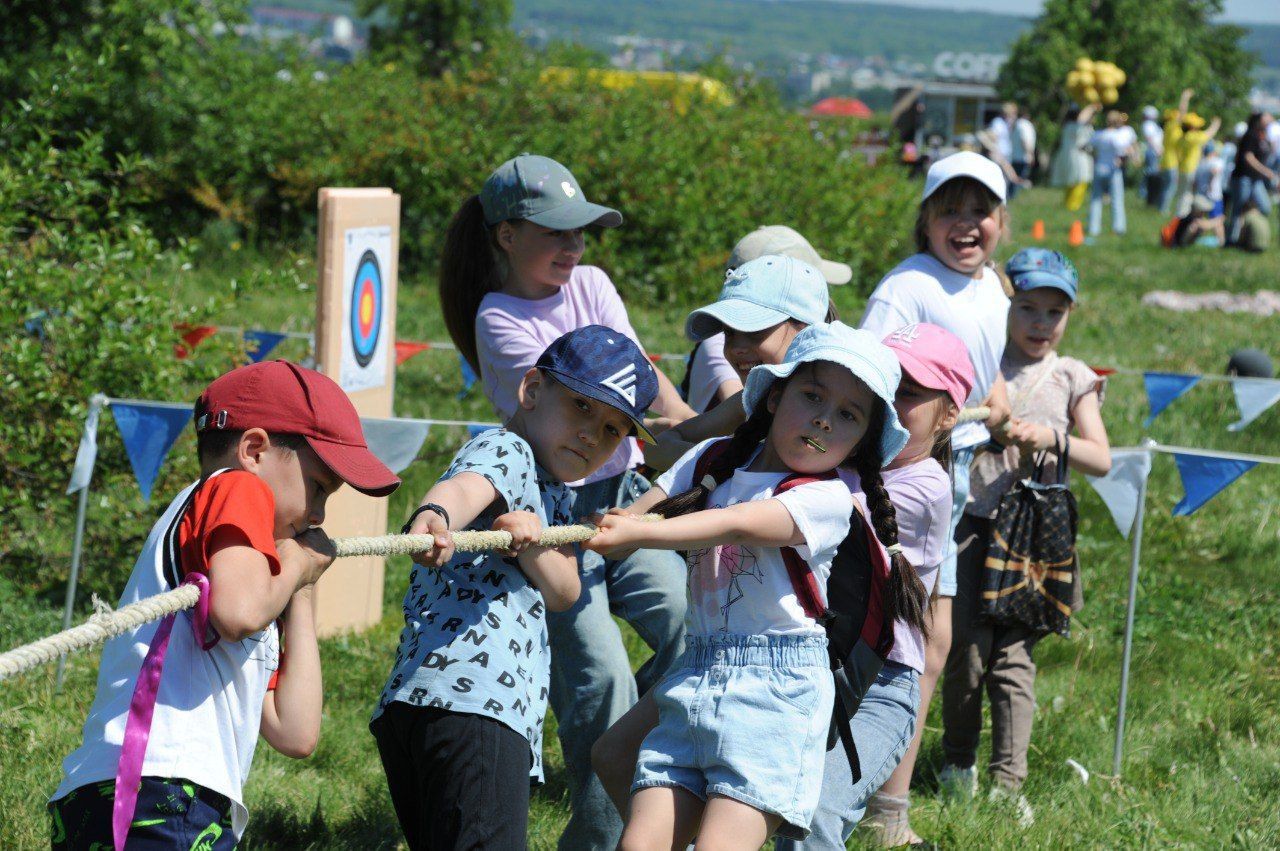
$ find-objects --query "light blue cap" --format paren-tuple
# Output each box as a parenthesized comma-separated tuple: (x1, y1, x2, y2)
(685, 254, 829, 342)
(742, 321, 910, 467)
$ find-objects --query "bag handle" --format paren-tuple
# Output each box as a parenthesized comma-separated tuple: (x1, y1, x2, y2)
(1032, 431, 1071, 485)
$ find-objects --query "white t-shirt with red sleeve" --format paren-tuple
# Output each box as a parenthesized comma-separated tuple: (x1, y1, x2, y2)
(475, 265, 646, 485)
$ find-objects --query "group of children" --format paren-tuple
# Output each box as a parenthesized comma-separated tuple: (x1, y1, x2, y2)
(47, 149, 1113, 850)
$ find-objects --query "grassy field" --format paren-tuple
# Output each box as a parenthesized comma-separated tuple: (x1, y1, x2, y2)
(2, 186, 1280, 848)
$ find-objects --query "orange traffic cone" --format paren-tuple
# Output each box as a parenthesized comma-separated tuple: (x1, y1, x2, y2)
(1068, 220, 1085, 246)
(1031, 219, 1045, 241)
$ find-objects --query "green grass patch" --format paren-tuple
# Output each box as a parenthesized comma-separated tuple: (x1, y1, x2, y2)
(3, 187, 1280, 847)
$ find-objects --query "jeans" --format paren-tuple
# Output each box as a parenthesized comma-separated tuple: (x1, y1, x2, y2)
(1088, 169, 1127, 235)
(937, 445, 976, 596)
(773, 661, 921, 850)
(1158, 167, 1180, 214)
(548, 468, 687, 851)
(1227, 174, 1274, 244)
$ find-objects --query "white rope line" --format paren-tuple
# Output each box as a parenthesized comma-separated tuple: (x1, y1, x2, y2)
(957, 405, 991, 424)
(0, 517, 659, 682)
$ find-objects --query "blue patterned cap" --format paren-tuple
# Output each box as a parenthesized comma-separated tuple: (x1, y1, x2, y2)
(742, 321, 909, 467)
(1006, 248, 1079, 301)
(536, 325, 658, 442)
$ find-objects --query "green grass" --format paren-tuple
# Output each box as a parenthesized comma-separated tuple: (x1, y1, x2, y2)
(3, 187, 1280, 848)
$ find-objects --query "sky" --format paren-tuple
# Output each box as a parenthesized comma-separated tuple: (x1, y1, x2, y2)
(845, 0, 1280, 25)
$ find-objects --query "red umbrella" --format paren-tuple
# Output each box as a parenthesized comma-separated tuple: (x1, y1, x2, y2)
(809, 97, 873, 119)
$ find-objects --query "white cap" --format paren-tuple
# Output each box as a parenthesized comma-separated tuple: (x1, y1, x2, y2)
(922, 151, 1007, 204)
(1235, 121, 1249, 139)
(1142, 105, 1159, 121)
(727, 225, 853, 285)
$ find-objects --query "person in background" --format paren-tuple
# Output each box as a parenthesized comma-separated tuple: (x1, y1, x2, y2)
(1011, 109, 1037, 187)
(1165, 194, 1225, 248)
(1140, 105, 1164, 205)
(1226, 112, 1277, 246)
(988, 102, 1020, 199)
(1222, 120, 1247, 198)
(1050, 104, 1099, 212)
(1172, 111, 1221, 218)
(1227, 349, 1274, 379)
(1193, 141, 1226, 222)
(1158, 89, 1194, 214)
(1087, 110, 1135, 237)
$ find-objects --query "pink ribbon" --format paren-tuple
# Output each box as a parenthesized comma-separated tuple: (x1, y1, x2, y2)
(112, 572, 217, 850)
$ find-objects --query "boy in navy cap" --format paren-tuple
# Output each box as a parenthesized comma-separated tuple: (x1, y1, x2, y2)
(372, 325, 659, 850)
(50, 360, 400, 849)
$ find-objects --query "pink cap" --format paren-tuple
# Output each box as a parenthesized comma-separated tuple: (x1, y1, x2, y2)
(882, 323, 975, 409)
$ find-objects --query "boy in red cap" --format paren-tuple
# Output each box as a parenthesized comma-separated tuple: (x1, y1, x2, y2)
(50, 360, 399, 849)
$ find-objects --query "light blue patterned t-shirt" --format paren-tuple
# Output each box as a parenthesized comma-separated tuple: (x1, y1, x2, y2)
(372, 428, 573, 781)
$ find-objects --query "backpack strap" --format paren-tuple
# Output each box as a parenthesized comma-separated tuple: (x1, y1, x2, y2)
(774, 470, 840, 621)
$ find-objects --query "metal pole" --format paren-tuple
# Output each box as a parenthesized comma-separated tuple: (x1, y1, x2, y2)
(1112, 454, 1151, 777)
(56, 394, 105, 690)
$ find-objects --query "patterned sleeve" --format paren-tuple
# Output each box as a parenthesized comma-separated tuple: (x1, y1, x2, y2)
(441, 429, 541, 519)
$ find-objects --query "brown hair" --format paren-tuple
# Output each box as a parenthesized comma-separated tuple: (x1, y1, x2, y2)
(913, 177, 1010, 255)
(438, 195, 506, 374)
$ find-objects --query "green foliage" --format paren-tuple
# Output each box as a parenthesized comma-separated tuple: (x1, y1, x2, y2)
(358, 0, 515, 76)
(997, 0, 1256, 130)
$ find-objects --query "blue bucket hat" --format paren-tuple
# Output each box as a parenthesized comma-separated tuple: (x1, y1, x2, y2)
(481, 154, 623, 230)
(686, 255, 829, 342)
(535, 325, 658, 442)
(1005, 248, 1080, 302)
(742, 321, 910, 466)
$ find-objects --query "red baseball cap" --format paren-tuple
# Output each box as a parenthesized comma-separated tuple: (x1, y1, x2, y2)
(196, 360, 400, 497)
(882, 323, 975, 409)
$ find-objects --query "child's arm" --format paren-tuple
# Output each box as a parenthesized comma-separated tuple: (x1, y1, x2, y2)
(207, 527, 334, 643)
(1206, 117, 1222, 141)
(489, 511, 580, 611)
(984, 373, 1012, 430)
(1004, 389, 1111, 477)
(585, 498, 806, 556)
(645, 392, 746, 471)
(259, 585, 322, 758)
(405, 472, 504, 568)
(650, 369, 698, 422)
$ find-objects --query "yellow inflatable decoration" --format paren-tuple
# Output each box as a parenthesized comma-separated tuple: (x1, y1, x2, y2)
(1065, 57, 1126, 106)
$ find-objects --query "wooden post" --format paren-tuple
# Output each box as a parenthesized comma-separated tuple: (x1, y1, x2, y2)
(313, 188, 401, 636)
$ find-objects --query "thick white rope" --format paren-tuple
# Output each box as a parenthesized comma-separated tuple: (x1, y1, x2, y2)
(0, 517, 659, 682)
(957, 405, 991, 424)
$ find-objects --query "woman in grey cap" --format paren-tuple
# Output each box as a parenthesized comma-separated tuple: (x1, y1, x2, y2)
(436, 154, 696, 850)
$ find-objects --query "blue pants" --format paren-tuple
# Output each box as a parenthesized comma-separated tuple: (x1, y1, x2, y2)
(937, 445, 976, 597)
(1088, 169, 1127, 235)
(1158, 167, 1180, 214)
(773, 661, 921, 850)
(1227, 174, 1273, 244)
(548, 468, 687, 851)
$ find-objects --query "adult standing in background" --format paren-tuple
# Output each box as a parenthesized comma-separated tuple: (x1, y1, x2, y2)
(1172, 111, 1221, 218)
(1140, 106, 1164, 205)
(1088, 110, 1134, 236)
(1226, 112, 1277, 246)
(1011, 109, 1036, 185)
(1050, 104, 1099, 212)
(988, 102, 1020, 198)
(1159, 89, 1194, 214)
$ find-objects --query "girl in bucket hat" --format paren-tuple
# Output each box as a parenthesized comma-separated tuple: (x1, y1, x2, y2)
(437, 153, 696, 848)
(586, 322, 929, 847)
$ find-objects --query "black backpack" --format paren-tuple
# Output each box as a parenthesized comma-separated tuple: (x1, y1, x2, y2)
(691, 439, 896, 781)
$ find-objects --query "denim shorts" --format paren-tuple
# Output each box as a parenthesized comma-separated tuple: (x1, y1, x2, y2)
(632, 633, 834, 840)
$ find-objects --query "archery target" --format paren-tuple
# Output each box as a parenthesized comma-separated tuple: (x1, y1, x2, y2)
(339, 226, 393, 392)
(350, 250, 382, 367)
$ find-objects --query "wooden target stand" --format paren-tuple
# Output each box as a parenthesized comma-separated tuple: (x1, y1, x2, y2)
(312, 188, 401, 636)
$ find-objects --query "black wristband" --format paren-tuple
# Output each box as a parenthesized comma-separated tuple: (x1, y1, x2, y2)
(402, 503, 450, 535)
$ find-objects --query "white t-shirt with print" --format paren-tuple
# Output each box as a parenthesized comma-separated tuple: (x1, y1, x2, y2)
(655, 439, 853, 638)
(860, 253, 1009, 451)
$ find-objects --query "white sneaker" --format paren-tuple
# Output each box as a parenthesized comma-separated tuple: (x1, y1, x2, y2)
(938, 763, 978, 802)
(988, 785, 1035, 828)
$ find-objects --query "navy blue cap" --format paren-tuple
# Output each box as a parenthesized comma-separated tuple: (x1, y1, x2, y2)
(1006, 248, 1080, 302)
(535, 325, 659, 442)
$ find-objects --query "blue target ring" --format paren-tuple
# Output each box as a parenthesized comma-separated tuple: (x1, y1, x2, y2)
(350, 250, 383, 368)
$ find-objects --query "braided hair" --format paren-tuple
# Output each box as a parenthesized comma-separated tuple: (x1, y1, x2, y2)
(850, 402, 931, 639)
(652, 403, 775, 518)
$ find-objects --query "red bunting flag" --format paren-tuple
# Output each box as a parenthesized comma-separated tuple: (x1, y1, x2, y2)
(174, 324, 217, 359)
(648, 354, 662, 363)
(396, 340, 431, 365)
(1091, 365, 1117, 377)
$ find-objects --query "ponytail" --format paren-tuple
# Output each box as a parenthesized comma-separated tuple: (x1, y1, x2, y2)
(852, 403, 931, 639)
(439, 195, 504, 374)
(652, 403, 774, 518)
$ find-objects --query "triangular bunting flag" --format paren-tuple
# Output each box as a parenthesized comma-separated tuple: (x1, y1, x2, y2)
(1085, 449, 1153, 538)
(395, 340, 430, 365)
(1171, 452, 1257, 516)
(1142, 372, 1200, 427)
(110, 401, 192, 502)
(174, 324, 217, 359)
(1090, 365, 1117, 377)
(458, 353, 479, 400)
(1227, 377, 1280, 432)
(244, 330, 287, 363)
(360, 417, 431, 474)
(467, 424, 490, 440)
(67, 395, 107, 494)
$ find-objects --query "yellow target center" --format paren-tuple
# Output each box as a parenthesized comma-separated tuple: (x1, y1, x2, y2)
(360, 290, 374, 326)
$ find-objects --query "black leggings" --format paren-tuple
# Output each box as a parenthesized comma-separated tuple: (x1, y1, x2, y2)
(371, 702, 533, 851)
